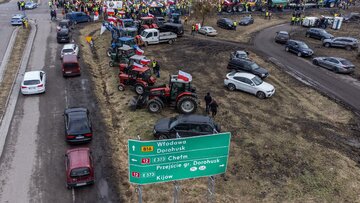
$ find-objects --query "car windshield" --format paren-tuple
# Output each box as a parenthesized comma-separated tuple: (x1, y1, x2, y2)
(340, 60, 352, 65)
(140, 31, 148, 37)
(252, 76, 263, 85)
(142, 70, 152, 79)
(70, 167, 90, 178)
(24, 79, 40, 85)
(279, 33, 289, 37)
(318, 30, 327, 34)
(12, 17, 20, 20)
(64, 63, 78, 69)
(228, 72, 236, 77)
(298, 43, 309, 49)
(124, 21, 134, 28)
(250, 63, 260, 70)
(59, 22, 68, 27)
(63, 48, 74, 53)
(68, 114, 90, 134)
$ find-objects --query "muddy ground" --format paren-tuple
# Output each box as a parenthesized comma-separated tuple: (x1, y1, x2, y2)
(0, 27, 30, 121)
(291, 21, 360, 79)
(78, 19, 360, 202)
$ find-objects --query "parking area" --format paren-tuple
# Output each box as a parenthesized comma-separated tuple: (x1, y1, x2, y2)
(78, 21, 360, 202)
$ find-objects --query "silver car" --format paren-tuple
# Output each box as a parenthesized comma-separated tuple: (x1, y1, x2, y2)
(323, 37, 359, 50)
(198, 26, 217, 36)
(230, 50, 249, 60)
(312, 57, 355, 74)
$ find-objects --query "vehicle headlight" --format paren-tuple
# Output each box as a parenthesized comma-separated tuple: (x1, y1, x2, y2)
(261, 73, 265, 77)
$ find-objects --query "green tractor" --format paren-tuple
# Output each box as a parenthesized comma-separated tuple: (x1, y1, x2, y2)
(109, 45, 136, 67)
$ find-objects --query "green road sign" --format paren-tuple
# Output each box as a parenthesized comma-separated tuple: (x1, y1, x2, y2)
(128, 132, 231, 185)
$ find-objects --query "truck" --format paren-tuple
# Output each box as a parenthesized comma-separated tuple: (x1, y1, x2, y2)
(140, 29, 177, 46)
(288, 0, 338, 8)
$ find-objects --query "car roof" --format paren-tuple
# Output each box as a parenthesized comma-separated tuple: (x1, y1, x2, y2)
(202, 26, 213, 29)
(24, 71, 41, 80)
(235, 50, 247, 54)
(228, 72, 256, 79)
(278, 31, 288, 34)
(62, 54, 78, 62)
(175, 114, 213, 124)
(12, 14, 24, 18)
(66, 148, 91, 169)
(335, 37, 357, 40)
(63, 44, 76, 49)
(65, 107, 87, 114)
(288, 39, 304, 44)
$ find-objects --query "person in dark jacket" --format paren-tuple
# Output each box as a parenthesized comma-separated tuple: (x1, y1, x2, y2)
(204, 92, 212, 114)
(209, 100, 218, 117)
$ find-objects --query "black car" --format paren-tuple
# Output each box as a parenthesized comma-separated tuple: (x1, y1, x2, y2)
(217, 18, 235, 30)
(159, 23, 184, 36)
(57, 28, 71, 43)
(285, 40, 314, 57)
(156, 16, 165, 26)
(305, 28, 333, 40)
(274, 31, 290, 44)
(57, 19, 72, 30)
(227, 58, 269, 78)
(64, 108, 92, 143)
(153, 114, 220, 139)
(239, 16, 254, 26)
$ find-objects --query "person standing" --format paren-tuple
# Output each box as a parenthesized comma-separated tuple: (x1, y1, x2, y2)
(233, 20, 237, 30)
(204, 92, 212, 114)
(17, 1, 21, 10)
(209, 99, 219, 117)
(151, 59, 160, 78)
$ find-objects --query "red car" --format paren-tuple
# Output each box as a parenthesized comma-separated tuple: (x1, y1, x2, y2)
(65, 148, 94, 189)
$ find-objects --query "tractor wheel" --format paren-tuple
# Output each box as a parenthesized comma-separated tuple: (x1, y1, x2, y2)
(118, 84, 125, 91)
(177, 96, 197, 114)
(329, 2, 335, 7)
(226, 6, 232, 13)
(238, 6, 244, 12)
(107, 49, 112, 57)
(250, 6, 256, 12)
(109, 61, 114, 67)
(135, 84, 145, 95)
(148, 99, 163, 113)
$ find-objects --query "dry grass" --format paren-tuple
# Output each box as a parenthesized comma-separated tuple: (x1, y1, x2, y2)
(79, 20, 360, 203)
(0, 27, 30, 120)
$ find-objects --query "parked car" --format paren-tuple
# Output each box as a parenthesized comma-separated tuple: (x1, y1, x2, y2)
(140, 28, 177, 45)
(227, 58, 269, 78)
(158, 23, 184, 36)
(57, 28, 71, 43)
(285, 40, 314, 57)
(57, 19, 72, 31)
(224, 72, 275, 99)
(239, 16, 254, 26)
(198, 26, 217, 36)
(217, 18, 235, 30)
(61, 43, 79, 59)
(323, 37, 359, 50)
(21, 71, 46, 95)
(153, 114, 220, 139)
(155, 16, 166, 26)
(274, 31, 290, 44)
(65, 12, 91, 24)
(62, 54, 80, 77)
(10, 14, 27, 26)
(25, 2, 38, 9)
(64, 107, 92, 143)
(305, 28, 333, 40)
(230, 50, 249, 60)
(65, 148, 94, 189)
(343, 12, 360, 23)
(312, 57, 355, 74)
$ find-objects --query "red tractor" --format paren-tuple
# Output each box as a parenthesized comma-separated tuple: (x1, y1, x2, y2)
(118, 63, 156, 95)
(119, 55, 151, 73)
(130, 74, 198, 114)
(222, 0, 243, 12)
(139, 16, 159, 32)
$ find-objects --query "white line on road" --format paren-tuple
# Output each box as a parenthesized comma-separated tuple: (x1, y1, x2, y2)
(72, 188, 75, 203)
(64, 88, 69, 108)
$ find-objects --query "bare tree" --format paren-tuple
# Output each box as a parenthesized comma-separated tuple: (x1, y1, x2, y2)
(192, 0, 217, 26)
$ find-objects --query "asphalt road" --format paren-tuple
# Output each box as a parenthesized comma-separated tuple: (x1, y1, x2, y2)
(254, 24, 360, 114)
(0, 0, 121, 202)
(0, 2, 15, 70)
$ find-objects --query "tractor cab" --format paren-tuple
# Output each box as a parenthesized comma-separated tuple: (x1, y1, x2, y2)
(169, 13, 181, 24)
(117, 37, 137, 48)
(109, 45, 136, 67)
(168, 75, 195, 100)
(119, 55, 151, 73)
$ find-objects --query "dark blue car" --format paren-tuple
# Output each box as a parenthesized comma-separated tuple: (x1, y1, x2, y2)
(285, 40, 314, 57)
(65, 12, 91, 24)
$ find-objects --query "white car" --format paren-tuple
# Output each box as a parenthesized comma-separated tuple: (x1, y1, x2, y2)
(198, 26, 217, 36)
(21, 71, 46, 95)
(224, 72, 275, 99)
(60, 43, 79, 59)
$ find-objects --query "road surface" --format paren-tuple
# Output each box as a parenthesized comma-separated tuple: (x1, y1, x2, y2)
(0, 0, 121, 202)
(254, 24, 360, 114)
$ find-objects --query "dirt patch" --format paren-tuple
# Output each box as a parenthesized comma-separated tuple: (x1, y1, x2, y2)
(79, 22, 360, 202)
(291, 22, 360, 80)
(0, 27, 30, 121)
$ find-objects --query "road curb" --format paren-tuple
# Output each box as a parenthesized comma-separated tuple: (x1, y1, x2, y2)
(0, 21, 37, 158)
(0, 27, 20, 82)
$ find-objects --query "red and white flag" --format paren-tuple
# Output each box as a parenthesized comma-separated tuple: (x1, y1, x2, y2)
(135, 47, 144, 55)
(178, 70, 192, 82)
(133, 62, 144, 69)
(140, 58, 150, 65)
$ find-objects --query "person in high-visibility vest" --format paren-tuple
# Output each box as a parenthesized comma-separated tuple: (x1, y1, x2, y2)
(291, 15, 296, 25)
(233, 21, 237, 30)
(48, 1, 52, 8)
(265, 10, 269, 19)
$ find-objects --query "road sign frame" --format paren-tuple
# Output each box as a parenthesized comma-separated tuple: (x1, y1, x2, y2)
(128, 133, 231, 185)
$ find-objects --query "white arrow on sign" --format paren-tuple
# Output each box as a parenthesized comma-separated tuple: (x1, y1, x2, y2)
(132, 145, 135, 151)
(131, 158, 137, 162)
(219, 164, 224, 167)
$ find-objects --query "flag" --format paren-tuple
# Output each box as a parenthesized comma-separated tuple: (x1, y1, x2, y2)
(140, 58, 150, 65)
(178, 70, 192, 82)
(135, 47, 144, 55)
(133, 62, 144, 69)
(100, 25, 106, 35)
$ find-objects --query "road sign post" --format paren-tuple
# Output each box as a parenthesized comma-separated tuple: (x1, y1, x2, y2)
(128, 132, 231, 185)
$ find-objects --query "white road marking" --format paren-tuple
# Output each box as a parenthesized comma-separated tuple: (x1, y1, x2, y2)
(72, 188, 75, 203)
(64, 88, 69, 108)
(81, 79, 87, 91)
